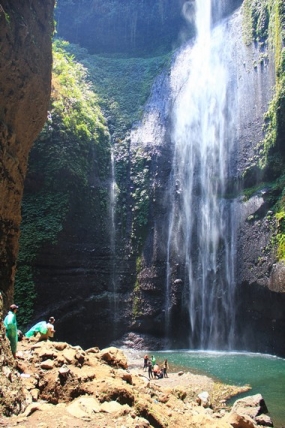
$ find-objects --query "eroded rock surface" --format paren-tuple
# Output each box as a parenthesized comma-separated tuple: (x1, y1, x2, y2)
(0, 1, 54, 306)
(0, 338, 272, 428)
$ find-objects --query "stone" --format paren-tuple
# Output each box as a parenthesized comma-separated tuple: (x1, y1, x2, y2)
(231, 393, 268, 419)
(100, 400, 123, 413)
(66, 396, 101, 419)
(226, 411, 256, 428)
(30, 388, 40, 402)
(116, 369, 133, 385)
(53, 342, 67, 351)
(40, 359, 54, 370)
(62, 349, 76, 364)
(99, 347, 128, 369)
(255, 414, 273, 427)
(197, 391, 210, 407)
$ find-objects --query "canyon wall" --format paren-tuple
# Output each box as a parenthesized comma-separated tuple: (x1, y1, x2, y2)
(0, 1, 54, 309)
(16, 0, 285, 356)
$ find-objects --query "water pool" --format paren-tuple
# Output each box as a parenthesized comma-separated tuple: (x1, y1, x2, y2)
(153, 351, 285, 427)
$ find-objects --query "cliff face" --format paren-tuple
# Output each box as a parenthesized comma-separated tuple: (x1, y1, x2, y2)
(0, 1, 54, 308)
(16, 0, 285, 356)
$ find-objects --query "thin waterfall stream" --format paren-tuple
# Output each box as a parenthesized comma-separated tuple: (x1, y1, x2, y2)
(166, 0, 237, 350)
(110, 146, 118, 334)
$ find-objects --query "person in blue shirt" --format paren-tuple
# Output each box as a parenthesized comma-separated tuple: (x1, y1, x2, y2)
(4, 304, 18, 358)
(25, 316, 56, 341)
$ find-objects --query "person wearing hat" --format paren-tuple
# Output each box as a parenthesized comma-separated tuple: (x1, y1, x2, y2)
(25, 316, 56, 341)
(4, 304, 19, 358)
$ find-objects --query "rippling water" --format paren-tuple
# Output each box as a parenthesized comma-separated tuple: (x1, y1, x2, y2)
(152, 351, 285, 427)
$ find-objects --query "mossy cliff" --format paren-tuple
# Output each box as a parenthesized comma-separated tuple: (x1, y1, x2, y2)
(234, 0, 285, 354)
(0, 0, 54, 417)
(13, 0, 285, 355)
(0, 1, 54, 309)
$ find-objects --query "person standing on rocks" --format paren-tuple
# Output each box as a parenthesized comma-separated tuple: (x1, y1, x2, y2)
(4, 304, 19, 358)
(147, 359, 153, 379)
(143, 354, 149, 371)
(163, 359, 169, 378)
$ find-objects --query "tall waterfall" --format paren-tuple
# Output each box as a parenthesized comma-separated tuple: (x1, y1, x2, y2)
(166, 0, 237, 350)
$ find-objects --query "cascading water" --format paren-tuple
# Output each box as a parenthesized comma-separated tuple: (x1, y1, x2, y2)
(166, 0, 237, 350)
(110, 146, 118, 333)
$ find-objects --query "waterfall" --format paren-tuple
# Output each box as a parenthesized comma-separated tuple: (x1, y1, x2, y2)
(166, 0, 237, 350)
(110, 146, 118, 333)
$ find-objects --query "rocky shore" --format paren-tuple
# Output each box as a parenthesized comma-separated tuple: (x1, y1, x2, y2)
(0, 339, 273, 427)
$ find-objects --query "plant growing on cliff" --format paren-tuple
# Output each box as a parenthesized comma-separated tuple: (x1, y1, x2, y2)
(15, 40, 110, 328)
(60, 41, 170, 140)
(242, 0, 285, 260)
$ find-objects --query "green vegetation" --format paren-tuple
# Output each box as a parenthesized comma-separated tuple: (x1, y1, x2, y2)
(0, 4, 10, 23)
(61, 40, 170, 139)
(55, 0, 187, 56)
(60, 40, 169, 252)
(132, 256, 143, 318)
(242, 0, 285, 260)
(15, 40, 110, 328)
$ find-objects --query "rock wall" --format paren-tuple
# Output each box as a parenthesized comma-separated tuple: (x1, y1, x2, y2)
(16, 0, 285, 356)
(0, 1, 54, 309)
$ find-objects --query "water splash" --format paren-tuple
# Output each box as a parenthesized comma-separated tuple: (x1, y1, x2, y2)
(166, 0, 237, 350)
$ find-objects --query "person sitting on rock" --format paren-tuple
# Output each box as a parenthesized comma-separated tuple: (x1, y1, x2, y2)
(153, 364, 159, 378)
(157, 369, 164, 379)
(25, 316, 55, 341)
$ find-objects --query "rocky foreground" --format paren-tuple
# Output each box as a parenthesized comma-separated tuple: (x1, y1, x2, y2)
(0, 338, 274, 428)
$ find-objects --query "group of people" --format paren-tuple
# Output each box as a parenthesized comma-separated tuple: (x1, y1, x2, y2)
(143, 354, 169, 379)
(3, 303, 56, 358)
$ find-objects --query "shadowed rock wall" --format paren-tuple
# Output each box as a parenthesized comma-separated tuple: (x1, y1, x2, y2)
(0, 1, 54, 308)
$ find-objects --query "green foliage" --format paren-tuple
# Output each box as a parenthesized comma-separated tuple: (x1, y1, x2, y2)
(130, 147, 152, 247)
(242, 0, 270, 45)
(60, 40, 170, 139)
(15, 40, 110, 328)
(242, 1, 285, 261)
(0, 4, 10, 24)
(55, 0, 187, 56)
(132, 256, 143, 318)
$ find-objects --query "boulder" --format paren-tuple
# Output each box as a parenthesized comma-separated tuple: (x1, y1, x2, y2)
(66, 396, 101, 419)
(40, 359, 54, 370)
(228, 394, 273, 427)
(226, 412, 257, 428)
(99, 347, 128, 369)
(231, 394, 268, 419)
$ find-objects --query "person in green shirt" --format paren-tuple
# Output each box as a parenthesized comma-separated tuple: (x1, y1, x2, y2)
(4, 304, 18, 358)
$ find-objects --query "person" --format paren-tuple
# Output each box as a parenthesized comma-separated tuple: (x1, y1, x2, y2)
(4, 304, 18, 358)
(157, 369, 164, 379)
(153, 363, 159, 378)
(147, 359, 153, 379)
(143, 354, 149, 371)
(151, 355, 156, 365)
(25, 316, 56, 341)
(163, 359, 169, 378)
